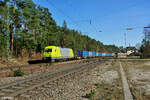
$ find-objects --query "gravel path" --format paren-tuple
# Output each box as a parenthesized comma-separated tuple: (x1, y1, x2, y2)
(120, 62, 133, 100)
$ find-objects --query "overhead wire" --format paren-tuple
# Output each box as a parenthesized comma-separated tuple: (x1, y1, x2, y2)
(39, 0, 101, 39)
(61, 0, 99, 37)
(45, 0, 81, 30)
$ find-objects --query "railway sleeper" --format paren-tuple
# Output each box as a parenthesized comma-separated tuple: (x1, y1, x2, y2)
(0, 60, 101, 99)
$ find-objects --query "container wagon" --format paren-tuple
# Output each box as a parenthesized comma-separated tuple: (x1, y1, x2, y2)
(98, 53, 103, 56)
(88, 51, 93, 57)
(102, 53, 106, 56)
(92, 52, 96, 57)
(77, 50, 89, 58)
(96, 52, 99, 57)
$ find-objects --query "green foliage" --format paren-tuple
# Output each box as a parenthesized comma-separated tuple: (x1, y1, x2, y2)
(104, 45, 119, 53)
(140, 27, 150, 58)
(94, 83, 100, 87)
(45, 62, 53, 66)
(85, 90, 95, 100)
(0, 0, 119, 59)
(14, 68, 25, 77)
(111, 61, 115, 66)
(0, 34, 7, 57)
(140, 40, 150, 58)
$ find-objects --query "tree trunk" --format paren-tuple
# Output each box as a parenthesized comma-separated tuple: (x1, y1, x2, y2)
(11, 0, 16, 56)
(6, 6, 10, 60)
(11, 24, 14, 56)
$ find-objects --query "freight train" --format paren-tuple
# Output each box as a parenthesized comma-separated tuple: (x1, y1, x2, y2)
(42, 46, 114, 61)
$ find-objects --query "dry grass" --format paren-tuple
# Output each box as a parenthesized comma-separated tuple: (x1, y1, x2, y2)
(93, 81, 124, 100)
(121, 60, 150, 100)
(87, 60, 124, 100)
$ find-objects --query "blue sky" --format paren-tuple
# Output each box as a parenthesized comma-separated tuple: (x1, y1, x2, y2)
(33, 0, 150, 47)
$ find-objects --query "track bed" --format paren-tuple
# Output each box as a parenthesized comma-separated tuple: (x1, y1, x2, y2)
(1, 59, 146, 100)
(0, 59, 104, 99)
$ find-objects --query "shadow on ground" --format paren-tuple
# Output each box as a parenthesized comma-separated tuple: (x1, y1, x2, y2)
(28, 60, 49, 64)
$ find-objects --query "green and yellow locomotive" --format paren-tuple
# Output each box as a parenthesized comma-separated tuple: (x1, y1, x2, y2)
(43, 46, 74, 61)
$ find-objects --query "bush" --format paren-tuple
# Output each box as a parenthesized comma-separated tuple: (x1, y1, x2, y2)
(85, 90, 95, 100)
(94, 83, 100, 87)
(14, 68, 25, 77)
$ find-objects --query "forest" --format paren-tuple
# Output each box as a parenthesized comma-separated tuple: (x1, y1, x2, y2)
(0, 0, 119, 60)
(140, 26, 150, 58)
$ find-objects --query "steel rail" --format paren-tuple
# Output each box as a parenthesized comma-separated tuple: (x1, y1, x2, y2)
(0, 62, 88, 90)
(0, 60, 102, 99)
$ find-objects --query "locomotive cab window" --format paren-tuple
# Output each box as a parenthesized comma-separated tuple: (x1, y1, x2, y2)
(45, 49, 52, 52)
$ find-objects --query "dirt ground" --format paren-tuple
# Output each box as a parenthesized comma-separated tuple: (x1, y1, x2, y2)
(0, 58, 29, 68)
(121, 60, 150, 100)
(89, 60, 124, 100)
(1, 59, 124, 100)
(2, 59, 150, 100)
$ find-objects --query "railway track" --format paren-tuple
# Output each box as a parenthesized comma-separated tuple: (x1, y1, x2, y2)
(0, 59, 104, 99)
(0, 58, 97, 72)
(0, 58, 104, 71)
(0, 59, 90, 78)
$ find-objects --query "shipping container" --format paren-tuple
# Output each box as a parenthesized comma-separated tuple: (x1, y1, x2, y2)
(110, 53, 113, 56)
(105, 53, 112, 56)
(98, 53, 103, 56)
(77, 51, 89, 57)
(96, 52, 99, 56)
(102, 53, 106, 56)
(88, 51, 93, 57)
(92, 52, 96, 57)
